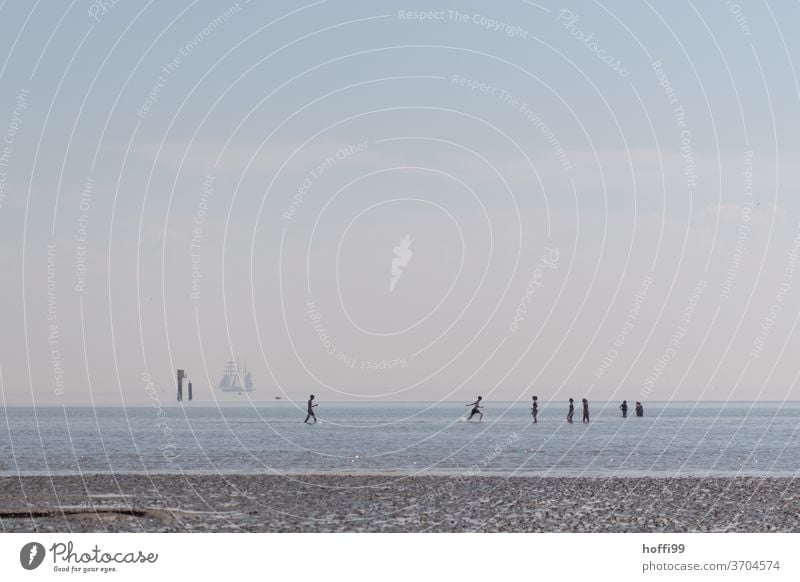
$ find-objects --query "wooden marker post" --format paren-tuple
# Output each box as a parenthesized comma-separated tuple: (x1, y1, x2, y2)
(177, 369, 184, 402)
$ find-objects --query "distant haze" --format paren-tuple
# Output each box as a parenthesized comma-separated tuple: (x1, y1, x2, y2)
(1, 1, 800, 405)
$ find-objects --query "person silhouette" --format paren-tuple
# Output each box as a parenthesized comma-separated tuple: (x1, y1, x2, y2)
(567, 398, 574, 423)
(635, 401, 644, 417)
(466, 396, 484, 422)
(531, 396, 539, 423)
(582, 398, 590, 423)
(304, 394, 318, 423)
(620, 400, 628, 418)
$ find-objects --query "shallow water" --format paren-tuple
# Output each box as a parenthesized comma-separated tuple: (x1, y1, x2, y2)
(1, 401, 799, 476)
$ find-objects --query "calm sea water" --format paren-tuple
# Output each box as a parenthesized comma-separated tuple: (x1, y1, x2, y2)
(1, 402, 799, 477)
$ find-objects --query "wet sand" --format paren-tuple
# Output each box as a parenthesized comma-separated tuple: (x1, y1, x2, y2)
(1, 473, 798, 532)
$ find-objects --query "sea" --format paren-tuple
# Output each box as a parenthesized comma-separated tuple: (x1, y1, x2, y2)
(1, 401, 799, 477)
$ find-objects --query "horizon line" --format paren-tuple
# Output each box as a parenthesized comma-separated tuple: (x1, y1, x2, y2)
(3, 399, 800, 407)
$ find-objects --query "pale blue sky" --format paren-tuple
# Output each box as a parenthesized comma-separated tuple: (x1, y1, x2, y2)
(1, 1, 800, 405)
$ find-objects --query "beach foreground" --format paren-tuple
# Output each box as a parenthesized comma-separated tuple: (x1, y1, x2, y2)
(1, 474, 797, 533)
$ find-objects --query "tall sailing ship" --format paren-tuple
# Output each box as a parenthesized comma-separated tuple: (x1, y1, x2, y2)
(217, 359, 254, 393)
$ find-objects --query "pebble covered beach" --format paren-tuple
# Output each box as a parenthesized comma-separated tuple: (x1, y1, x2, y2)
(2, 473, 798, 533)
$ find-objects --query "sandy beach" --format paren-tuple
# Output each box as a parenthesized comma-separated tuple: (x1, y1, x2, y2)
(1, 473, 798, 532)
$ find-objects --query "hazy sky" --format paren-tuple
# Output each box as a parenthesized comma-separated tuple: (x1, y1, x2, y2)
(2, 0, 800, 405)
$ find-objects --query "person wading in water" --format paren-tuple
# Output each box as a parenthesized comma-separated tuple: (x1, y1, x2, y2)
(466, 396, 484, 422)
(304, 394, 318, 423)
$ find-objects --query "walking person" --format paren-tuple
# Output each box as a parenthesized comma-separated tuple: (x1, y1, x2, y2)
(582, 398, 590, 423)
(304, 394, 318, 423)
(466, 396, 484, 422)
(531, 395, 539, 423)
(620, 400, 628, 418)
(566, 398, 574, 423)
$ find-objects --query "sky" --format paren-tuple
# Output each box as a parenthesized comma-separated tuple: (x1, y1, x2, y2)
(1, 0, 800, 405)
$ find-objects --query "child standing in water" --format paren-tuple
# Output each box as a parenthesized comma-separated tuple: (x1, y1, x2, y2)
(566, 398, 574, 423)
(531, 396, 538, 423)
(466, 396, 484, 422)
(582, 398, 590, 423)
(620, 400, 628, 418)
